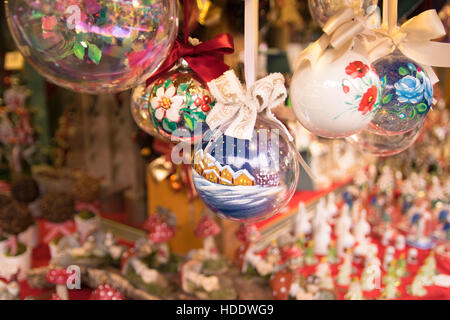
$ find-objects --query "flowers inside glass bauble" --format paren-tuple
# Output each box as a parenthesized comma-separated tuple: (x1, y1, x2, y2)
(6, 0, 178, 94)
(131, 63, 215, 143)
(346, 121, 424, 156)
(192, 117, 299, 223)
(290, 50, 381, 138)
(308, 0, 378, 27)
(369, 51, 433, 135)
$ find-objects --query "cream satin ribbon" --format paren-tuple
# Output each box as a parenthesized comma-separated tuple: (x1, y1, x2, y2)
(295, 0, 450, 84)
(294, 7, 374, 71)
(206, 70, 291, 141)
(364, 0, 449, 84)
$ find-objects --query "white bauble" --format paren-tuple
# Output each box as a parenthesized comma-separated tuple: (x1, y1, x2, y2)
(290, 50, 381, 138)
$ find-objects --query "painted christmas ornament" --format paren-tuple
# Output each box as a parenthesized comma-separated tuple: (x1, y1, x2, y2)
(6, 0, 178, 94)
(131, 62, 215, 143)
(131, 83, 159, 138)
(308, 0, 378, 27)
(346, 120, 423, 156)
(369, 51, 433, 135)
(290, 50, 381, 138)
(192, 116, 299, 222)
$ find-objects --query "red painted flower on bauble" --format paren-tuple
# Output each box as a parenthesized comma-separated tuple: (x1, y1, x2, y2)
(345, 61, 369, 79)
(358, 85, 378, 115)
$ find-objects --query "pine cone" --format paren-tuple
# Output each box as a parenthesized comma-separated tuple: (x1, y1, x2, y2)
(11, 176, 40, 204)
(0, 201, 34, 234)
(72, 175, 101, 203)
(41, 192, 74, 223)
(0, 194, 12, 209)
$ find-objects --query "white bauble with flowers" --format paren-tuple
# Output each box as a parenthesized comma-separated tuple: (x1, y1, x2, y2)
(290, 49, 382, 138)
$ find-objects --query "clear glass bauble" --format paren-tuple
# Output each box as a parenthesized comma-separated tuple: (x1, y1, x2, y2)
(308, 0, 378, 27)
(192, 116, 300, 223)
(346, 120, 424, 156)
(6, 0, 178, 94)
(369, 51, 433, 135)
(131, 62, 215, 143)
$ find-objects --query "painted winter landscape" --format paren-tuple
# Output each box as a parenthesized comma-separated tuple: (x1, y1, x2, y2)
(193, 149, 289, 222)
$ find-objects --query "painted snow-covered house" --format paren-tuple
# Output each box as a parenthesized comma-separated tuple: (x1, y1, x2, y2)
(220, 166, 234, 185)
(203, 169, 221, 184)
(193, 150, 205, 175)
(234, 170, 256, 186)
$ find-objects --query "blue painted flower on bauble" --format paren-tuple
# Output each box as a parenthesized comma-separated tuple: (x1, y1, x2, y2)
(369, 52, 433, 135)
(394, 75, 424, 104)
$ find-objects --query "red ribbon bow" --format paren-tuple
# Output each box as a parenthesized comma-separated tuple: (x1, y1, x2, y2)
(146, 34, 234, 87)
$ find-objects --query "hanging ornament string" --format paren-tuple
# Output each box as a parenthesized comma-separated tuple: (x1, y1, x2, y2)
(145, 0, 234, 87)
(205, 0, 317, 181)
(244, 0, 258, 87)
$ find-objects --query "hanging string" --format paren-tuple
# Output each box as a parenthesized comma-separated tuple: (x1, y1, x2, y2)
(382, 0, 398, 34)
(244, 0, 258, 87)
(242, 0, 317, 181)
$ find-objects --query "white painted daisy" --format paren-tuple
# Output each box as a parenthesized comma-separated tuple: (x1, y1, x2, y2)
(151, 85, 184, 123)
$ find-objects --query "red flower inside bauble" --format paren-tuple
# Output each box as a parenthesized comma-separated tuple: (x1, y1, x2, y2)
(358, 85, 378, 115)
(345, 61, 369, 78)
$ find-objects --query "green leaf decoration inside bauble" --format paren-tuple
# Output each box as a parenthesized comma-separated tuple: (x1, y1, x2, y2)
(99, 7, 107, 25)
(193, 111, 206, 121)
(73, 42, 85, 61)
(183, 113, 196, 132)
(163, 78, 172, 89)
(88, 43, 102, 65)
(177, 83, 189, 94)
(382, 93, 393, 105)
(416, 103, 428, 114)
(162, 118, 177, 132)
(409, 107, 416, 120)
(398, 66, 408, 76)
(185, 93, 194, 107)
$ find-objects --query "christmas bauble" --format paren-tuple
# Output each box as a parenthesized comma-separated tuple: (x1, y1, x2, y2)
(131, 83, 159, 137)
(369, 52, 433, 135)
(192, 117, 299, 222)
(308, 0, 378, 27)
(6, 0, 178, 94)
(346, 121, 423, 156)
(290, 50, 381, 138)
(131, 63, 215, 143)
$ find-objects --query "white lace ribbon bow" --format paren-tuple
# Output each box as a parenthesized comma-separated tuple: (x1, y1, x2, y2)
(206, 70, 292, 141)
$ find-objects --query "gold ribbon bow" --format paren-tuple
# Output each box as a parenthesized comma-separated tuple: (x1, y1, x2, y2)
(364, 0, 449, 84)
(294, 7, 374, 71)
(295, 0, 450, 85)
(206, 70, 291, 141)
